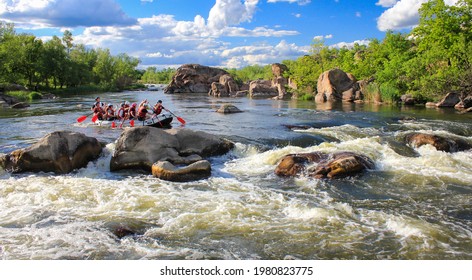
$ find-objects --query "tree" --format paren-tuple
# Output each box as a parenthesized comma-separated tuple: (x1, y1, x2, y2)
(410, 0, 472, 97)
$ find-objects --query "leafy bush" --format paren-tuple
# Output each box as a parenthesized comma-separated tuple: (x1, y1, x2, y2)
(298, 93, 315, 101)
(29, 91, 43, 100)
(379, 83, 401, 103)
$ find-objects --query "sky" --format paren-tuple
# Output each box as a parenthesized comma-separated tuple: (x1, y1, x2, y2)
(0, 0, 460, 69)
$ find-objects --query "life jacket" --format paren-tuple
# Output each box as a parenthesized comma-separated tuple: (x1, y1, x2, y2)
(154, 104, 163, 115)
(129, 106, 137, 119)
(117, 107, 126, 119)
(137, 106, 148, 119)
(93, 106, 104, 120)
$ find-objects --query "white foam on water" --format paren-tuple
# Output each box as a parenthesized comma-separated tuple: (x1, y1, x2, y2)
(294, 124, 383, 142)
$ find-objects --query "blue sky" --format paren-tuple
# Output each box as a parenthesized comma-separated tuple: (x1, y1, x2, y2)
(0, 0, 459, 69)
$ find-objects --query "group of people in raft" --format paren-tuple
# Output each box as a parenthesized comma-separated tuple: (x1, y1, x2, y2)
(91, 96, 165, 123)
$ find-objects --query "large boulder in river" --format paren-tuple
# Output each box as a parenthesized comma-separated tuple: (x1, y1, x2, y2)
(209, 74, 240, 97)
(165, 64, 230, 94)
(0, 131, 102, 174)
(315, 69, 357, 103)
(275, 152, 328, 177)
(309, 152, 375, 179)
(110, 127, 234, 172)
(275, 151, 374, 179)
(405, 133, 472, 152)
(436, 91, 460, 107)
(249, 80, 279, 99)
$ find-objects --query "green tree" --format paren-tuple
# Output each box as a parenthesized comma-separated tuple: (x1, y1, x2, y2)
(410, 0, 472, 98)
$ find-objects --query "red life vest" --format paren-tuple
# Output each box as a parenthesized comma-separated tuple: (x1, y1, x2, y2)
(137, 106, 148, 119)
(154, 104, 163, 115)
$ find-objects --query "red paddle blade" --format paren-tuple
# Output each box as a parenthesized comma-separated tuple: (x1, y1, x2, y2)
(111, 122, 116, 128)
(130, 120, 135, 127)
(177, 116, 186, 125)
(77, 115, 87, 123)
(91, 115, 98, 122)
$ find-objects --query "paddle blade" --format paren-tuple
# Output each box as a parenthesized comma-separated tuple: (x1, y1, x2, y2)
(77, 115, 87, 123)
(130, 120, 135, 127)
(111, 122, 116, 128)
(91, 115, 98, 123)
(177, 116, 186, 125)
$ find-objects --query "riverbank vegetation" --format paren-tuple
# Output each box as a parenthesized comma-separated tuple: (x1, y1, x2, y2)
(0, 25, 141, 93)
(229, 0, 472, 103)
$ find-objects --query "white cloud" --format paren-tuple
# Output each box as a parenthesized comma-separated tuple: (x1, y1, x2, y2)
(220, 40, 309, 68)
(356, 12, 361, 17)
(0, 0, 136, 28)
(267, 0, 311, 5)
(377, 0, 459, 31)
(330, 40, 370, 49)
(376, 0, 399, 7)
(313, 34, 333, 41)
(207, 0, 259, 31)
(293, 13, 301, 18)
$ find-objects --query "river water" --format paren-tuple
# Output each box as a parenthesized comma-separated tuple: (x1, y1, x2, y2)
(0, 90, 471, 260)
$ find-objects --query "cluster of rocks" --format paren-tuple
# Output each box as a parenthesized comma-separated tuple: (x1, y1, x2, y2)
(110, 127, 234, 181)
(1, 127, 471, 182)
(164, 64, 237, 96)
(247, 63, 292, 99)
(165, 63, 293, 99)
(275, 151, 375, 179)
(0, 128, 234, 182)
(273, 131, 471, 179)
(425, 92, 472, 113)
(0, 93, 30, 109)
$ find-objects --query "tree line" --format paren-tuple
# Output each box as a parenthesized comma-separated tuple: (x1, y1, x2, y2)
(1, 0, 470, 102)
(0, 23, 141, 92)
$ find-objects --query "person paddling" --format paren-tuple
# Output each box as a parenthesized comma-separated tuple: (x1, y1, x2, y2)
(105, 104, 116, 121)
(137, 102, 152, 122)
(153, 100, 165, 116)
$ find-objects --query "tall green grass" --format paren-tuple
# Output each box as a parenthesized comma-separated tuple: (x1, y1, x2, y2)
(364, 82, 401, 104)
(6, 91, 43, 101)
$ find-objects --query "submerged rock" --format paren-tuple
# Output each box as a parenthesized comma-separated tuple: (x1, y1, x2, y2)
(275, 151, 374, 179)
(152, 160, 211, 182)
(309, 152, 375, 179)
(275, 152, 328, 177)
(216, 104, 242, 114)
(405, 133, 472, 152)
(0, 131, 102, 174)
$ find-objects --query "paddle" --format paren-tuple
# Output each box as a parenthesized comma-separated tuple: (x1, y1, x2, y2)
(77, 112, 93, 123)
(91, 114, 99, 123)
(165, 108, 186, 125)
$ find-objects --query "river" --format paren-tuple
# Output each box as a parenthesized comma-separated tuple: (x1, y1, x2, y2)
(0, 89, 471, 260)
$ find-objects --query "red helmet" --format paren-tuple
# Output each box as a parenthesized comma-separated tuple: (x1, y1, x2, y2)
(131, 103, 137, 107)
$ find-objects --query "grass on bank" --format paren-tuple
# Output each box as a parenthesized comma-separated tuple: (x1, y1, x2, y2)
(6, 90, 43, 101)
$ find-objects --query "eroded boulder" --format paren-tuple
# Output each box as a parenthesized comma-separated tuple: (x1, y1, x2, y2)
(405, 133, 472, 152)
(110, 127, 234, 172)
(310, 152, 375, 179)
(152, 160, 211, 182)
(165, 64, 230, 94)
(249, 80, 279, 99)
(315, 69, 357, 103)
(275, 151, 374, 179)
(0, 131, 102, 174)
